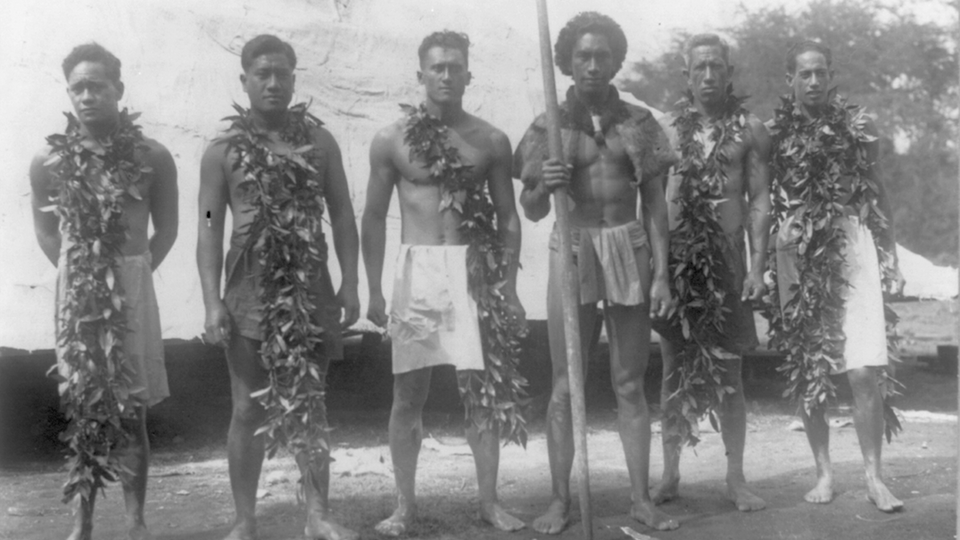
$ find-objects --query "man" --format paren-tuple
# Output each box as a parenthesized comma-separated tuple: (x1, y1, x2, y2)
(650, 34, 771, 512)
(30, 43, 178, 540)
(770, 40, 904, 513)
(363, 31, 526, 537)
(514, 12, 676, 534)
(197, 35, 360, 540)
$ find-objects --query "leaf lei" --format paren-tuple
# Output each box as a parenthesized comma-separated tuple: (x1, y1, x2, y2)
(766, 91, 902, 441)
(45, 109, 150, 503)
(401, 103, 529, 446)
(222, 103, 333, 477)
(664, 87, 748, 448)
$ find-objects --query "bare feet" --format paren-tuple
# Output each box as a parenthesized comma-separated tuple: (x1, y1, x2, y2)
(305, 511, 358, 540)
(128, 524, 153, 540)
(866, 477, 903, 513)
(650, 475, 680, 505)
(630, 500, 679, 531)
(222, 519, 256, 540)
(726, 478, 766, 512)
(804, 475, 834, 505)
(532, 499, 569, 535)
(65, 525, 92, 540)
(374, 504, 416, 537)
(479, 502, 525, 531)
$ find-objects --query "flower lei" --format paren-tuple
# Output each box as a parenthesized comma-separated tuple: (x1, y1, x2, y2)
(664, 87, 748, 448)
(766, 90, 902, 441)
(45, 109, 149, 503)
(401, 103, 529, 446)
(223, 103, 333, 480)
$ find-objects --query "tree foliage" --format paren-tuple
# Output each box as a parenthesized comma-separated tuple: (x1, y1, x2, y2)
(626, 0, 958, 264)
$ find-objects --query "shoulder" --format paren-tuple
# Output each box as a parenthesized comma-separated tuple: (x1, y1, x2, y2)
(742, 112, 771, 144)
(371, 118, 405, 152)
(141, 137, 173, 163)
(30, 144, 56, 186)
(466, 114, 511, 152)
(309, 124, 341, 150)
(202, 129, 238, 161)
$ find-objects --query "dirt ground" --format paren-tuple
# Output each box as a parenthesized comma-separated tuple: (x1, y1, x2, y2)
(1, 300, 957, 540)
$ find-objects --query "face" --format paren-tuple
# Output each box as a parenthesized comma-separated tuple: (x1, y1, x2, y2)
(418, 46, 471, 105)
(570, 33, 614, 97)
(787, 50, 833, 110)
(66, 61, 123, 129)
(241, 53, 296, 114)
(684, 45, 731, 107)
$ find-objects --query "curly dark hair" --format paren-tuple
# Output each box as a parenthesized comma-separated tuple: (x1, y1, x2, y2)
(554, 12, 627, 77)
(786, 40, 832, 74)
(418, 31, 470, 66)
(241, 34, 297, 71)
(62, 42, 121, 83)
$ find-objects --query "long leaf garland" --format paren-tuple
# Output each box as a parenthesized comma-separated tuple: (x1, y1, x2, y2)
(766, 91, 902, 441)
(223, 103, 332, 482)
(45, 109, 149, 503)
(401, 103, 529, 446)
(664, 87, 748, 448)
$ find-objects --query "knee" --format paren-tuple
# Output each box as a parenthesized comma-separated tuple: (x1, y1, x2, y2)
(392, 386, 428, 415)
(231, 395, 265, 426)
(612, 376, 643, 403)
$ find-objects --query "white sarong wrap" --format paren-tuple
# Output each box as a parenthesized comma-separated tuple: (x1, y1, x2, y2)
(388, 244, 484, 374)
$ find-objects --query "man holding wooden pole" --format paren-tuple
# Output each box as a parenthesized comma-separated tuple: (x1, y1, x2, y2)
(515, 11, 678, 534)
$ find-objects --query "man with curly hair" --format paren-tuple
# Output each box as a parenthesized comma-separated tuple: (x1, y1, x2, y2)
(514, 12, 677, 534)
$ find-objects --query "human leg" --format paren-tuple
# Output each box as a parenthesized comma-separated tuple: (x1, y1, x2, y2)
(606, 303, 678, 531)
(119, 406, 151, 540)
(651, 337, 681, 505)
(847, 367, 903, 512)
(375, 367, 432, 536)
(465, 422, 525, 531)
(65, 491, 95, 540)
(223, 335, 268, 540)
(799, 402, 833, 504)
(718, 356, 765, 511)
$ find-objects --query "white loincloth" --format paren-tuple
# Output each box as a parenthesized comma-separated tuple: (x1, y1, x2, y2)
(838, 216, 888, 372)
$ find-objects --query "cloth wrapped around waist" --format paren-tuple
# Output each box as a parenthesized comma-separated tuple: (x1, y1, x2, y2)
(389, 244, 484, 374)
(549, 220, 649, 306)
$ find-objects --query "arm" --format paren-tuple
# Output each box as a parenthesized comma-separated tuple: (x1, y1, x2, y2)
(640, 171, 672, 318)
(30, 148, 61, 266)
(518, 161, 570, 222)
(863, 120, 903, 292)
(487, 130, 524, 319)
(742, 116, 772, 301)
(196, 142, 231, 346)
(318, 129, 360, 329)
(146, 141, 179, 270)
(360, 127, 398, 327)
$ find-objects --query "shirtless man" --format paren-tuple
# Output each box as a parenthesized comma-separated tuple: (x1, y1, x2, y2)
(197, 35, 359, 540)
(514, 12, 676, 534)
(651, 33, 771, 513)
(31, 42, 178, 540)
(362, 30, 525, 536)
(771, 40, 904, 513)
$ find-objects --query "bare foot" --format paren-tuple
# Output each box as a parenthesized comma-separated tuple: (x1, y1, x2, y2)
(128, 524, 153, 540)
(532, 499, 569, 535)
(305, 511, 358, 540)
(478, 502, 525, 531)
(726, 478, 766, 512)
(65, 525, 92, 540)
(866, 477, 904, 513)
(374, 505, 415, 537)
(804, 475, 834, 504)
(222, 519, 256, 540)
(650, 475, 680, 505)
(630, 500, 679, 531)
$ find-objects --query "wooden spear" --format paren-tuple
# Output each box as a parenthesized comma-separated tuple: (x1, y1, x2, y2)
(535, 1, 593, 538)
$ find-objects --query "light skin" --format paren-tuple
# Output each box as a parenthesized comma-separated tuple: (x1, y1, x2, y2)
(519, 31, 675, 534)
(196, 51, 360, 540)
(784, 49, 903, 513)
(650, 43, 771, 513)
(362, 44, 525, 536)
(30, 60, 179, 540)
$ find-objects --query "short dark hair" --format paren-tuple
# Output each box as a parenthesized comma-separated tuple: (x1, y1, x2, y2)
(786, 40, 832, 74)
(684, 34, 730, 68)
(62, 42, 122, 83)
(554, 12, 628, 77)
(418, 31, 470, 66)
(241, 34, 297, 71)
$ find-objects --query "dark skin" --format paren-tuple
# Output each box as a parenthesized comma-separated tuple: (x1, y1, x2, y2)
(783, 49, 903, 513)
(30, 60, 179, 540)
(651, 44, 771, 513)
(519, 32, 675, 534)
(362, 45, 524, 536)
(196, 52, 359, 540)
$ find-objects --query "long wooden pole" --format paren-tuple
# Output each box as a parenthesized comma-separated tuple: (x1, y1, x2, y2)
(955, 25, 959, 538)
(534, 1, 593, 538)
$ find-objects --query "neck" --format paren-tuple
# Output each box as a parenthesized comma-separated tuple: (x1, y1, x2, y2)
(249, 107, 288, 131)
(424, 99, 464, 125)
(79, 118, 119, 139)
(574, 85, 611, 109)
(798, 100, 826, 119)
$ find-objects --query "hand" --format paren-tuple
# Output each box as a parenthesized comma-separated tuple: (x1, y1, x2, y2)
(890, 265, 906, 296)
(203, 299, 232, 348)
(504, 289, 527, 329)
(367, 293, 388, 328)
(741, 270, 766, 302)
(648, 277, 673, 320)
(337, 284, 360, 330)
(540, 159, 571, 193)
